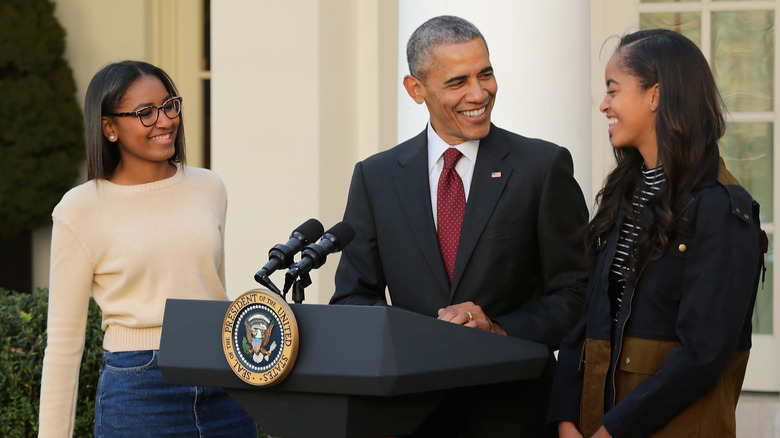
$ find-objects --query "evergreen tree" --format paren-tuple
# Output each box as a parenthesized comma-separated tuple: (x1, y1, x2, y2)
(0, 0, 84, 239)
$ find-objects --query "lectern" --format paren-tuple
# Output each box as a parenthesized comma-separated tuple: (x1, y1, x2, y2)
(159, 299, 548, 438)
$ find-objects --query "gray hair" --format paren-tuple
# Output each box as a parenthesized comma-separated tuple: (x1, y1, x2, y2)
(406, 15, 487, 80)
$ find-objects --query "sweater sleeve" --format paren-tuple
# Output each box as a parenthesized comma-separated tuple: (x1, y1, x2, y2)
(38, 218, 94, 438)
(217, 176, 228, 292)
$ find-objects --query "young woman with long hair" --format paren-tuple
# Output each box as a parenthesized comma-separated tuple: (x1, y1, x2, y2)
(549, 30, 765, 438)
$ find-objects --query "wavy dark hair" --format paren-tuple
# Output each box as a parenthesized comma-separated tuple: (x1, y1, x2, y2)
(84, 60, 186, 180)
(586, 29, 725, 273)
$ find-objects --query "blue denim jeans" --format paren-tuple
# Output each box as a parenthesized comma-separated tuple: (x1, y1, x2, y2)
(94, 350, 258, 437)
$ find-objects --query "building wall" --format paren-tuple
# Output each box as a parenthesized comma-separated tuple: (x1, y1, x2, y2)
(210, 0, 398, 302)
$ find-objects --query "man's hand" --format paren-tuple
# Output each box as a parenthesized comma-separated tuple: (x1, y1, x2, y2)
(437, 301, 507, 335)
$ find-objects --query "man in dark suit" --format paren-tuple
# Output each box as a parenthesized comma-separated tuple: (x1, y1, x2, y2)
(330, 15, 588, 437)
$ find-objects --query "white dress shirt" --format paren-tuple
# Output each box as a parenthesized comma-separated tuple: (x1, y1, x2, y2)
(426, 123, 479, 230)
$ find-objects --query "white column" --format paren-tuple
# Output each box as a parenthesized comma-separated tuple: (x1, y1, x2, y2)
(211, 1, 397, 303)
(211, 1, 322, 299)
(397, 1, 592, 206)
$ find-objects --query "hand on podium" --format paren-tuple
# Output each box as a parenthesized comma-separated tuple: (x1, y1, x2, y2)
(436, 301, 507, 335)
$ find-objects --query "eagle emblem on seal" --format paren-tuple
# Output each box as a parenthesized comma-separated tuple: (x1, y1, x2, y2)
(243, 312, 277, 363)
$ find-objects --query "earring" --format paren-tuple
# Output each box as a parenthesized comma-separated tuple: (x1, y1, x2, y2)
(109, 135, 115, 140)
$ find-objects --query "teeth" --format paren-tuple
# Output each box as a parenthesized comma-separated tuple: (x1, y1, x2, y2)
(151, 133, 171, 141)
(461, 107, 486, 117)
(608, 118, 618, 126)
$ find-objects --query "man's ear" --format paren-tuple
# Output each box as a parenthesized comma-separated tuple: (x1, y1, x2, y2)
(403, 75, 426, 104)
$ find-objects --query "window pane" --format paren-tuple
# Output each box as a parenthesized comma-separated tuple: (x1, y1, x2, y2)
(754, 234, 773, 335)
(639, 13, 701, 47)
(720, 122, 774, 224)
(712, 11, 774, 112)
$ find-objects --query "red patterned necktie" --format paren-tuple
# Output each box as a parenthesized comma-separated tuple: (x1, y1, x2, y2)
(437, 147, 465, 282)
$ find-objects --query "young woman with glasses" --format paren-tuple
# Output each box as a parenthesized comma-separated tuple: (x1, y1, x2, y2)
(38, 61, 257, 437)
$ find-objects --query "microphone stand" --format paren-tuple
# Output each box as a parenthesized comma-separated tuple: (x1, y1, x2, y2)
(291, 272, 311, 304)
(255, 270, 311, 304)
(283, 271, 311, 304)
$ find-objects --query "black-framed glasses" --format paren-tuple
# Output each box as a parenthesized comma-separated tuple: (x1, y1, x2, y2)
(109, 97, 183, 127)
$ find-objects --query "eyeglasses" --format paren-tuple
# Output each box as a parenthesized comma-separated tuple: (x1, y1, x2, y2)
(109, 97, 183, 127)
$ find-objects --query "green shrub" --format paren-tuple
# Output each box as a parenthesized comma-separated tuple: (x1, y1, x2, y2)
(0, 288, 103, 437)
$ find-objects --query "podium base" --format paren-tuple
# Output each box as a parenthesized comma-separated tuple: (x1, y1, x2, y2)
(227, 389, 444, 438)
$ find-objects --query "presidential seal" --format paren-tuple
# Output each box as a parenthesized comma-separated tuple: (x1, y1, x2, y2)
(222, 288, 299, 386)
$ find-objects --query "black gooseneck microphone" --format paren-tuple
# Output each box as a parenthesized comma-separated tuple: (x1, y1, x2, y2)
(285, 221, 355, 280)
(254, 218, 324, 282)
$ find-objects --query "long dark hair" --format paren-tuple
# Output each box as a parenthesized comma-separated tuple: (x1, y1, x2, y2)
(586, 29, 725, 271)
(84, 61, 186, 180)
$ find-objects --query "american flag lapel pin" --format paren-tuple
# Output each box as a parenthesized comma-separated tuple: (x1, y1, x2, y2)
(491, 171, 502, 178)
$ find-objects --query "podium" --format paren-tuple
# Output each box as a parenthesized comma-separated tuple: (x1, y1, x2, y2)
(159, 299, 549, 437)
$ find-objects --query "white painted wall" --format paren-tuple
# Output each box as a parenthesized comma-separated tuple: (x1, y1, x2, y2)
(210, 0, 399, 303)
(211, 1, 324, 299)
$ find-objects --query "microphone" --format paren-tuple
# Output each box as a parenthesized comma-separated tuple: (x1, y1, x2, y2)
(254, 219, 324, 281)
(285, 222, 355, 279)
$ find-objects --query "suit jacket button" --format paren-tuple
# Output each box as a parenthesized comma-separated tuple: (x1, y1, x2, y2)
(624, 357, 630, 365)
(678, 244, 687, 252)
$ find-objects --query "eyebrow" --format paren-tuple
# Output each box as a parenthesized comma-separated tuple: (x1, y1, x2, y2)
(443, 66, 494, 86)
(131, 94, 174, 111)
(606, 78, 619, 87)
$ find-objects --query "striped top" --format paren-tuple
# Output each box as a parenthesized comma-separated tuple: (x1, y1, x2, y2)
(608, 165, 666, 323)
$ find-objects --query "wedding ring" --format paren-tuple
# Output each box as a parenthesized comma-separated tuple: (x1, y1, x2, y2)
(467, 311, 473, 323)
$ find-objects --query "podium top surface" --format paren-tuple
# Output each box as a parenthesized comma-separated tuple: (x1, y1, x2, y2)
(159, 299, 549, 396)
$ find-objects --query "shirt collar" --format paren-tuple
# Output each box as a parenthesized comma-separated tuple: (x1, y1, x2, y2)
(426, 122, 479, 171)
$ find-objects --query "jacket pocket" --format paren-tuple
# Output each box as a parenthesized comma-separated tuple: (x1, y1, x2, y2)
(615, 337, 680, 401)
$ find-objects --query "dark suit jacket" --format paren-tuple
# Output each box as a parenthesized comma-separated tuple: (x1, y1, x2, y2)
(330, 124, 589, 436)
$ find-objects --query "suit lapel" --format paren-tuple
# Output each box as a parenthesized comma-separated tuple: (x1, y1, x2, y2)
(393, 129, 451, 293)
(450, 126, 513, 297)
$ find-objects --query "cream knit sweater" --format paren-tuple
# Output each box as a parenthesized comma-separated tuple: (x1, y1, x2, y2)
(38, 165, 228, 437)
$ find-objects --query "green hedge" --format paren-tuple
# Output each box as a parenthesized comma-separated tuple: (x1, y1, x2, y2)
(0, 288, 102, 437)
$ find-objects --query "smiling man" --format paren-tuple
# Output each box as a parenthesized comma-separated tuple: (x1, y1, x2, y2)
(330, 15, 589, 437)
